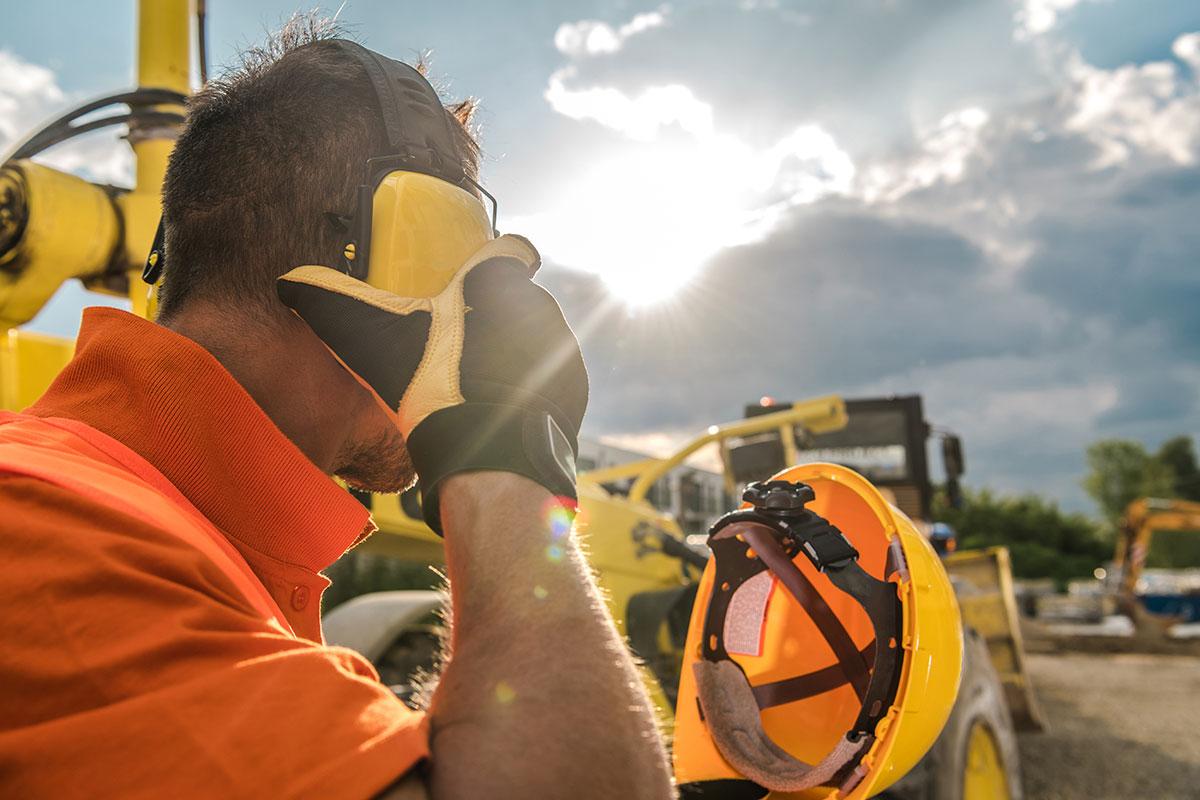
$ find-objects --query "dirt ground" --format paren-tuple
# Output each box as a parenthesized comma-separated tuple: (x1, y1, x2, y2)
(1017, 651, 1200, 799)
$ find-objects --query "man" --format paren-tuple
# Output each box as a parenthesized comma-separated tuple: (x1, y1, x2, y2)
(0, 20, 674, 800)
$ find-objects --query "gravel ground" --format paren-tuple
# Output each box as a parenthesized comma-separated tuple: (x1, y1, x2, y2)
(1018, 652, 1200, 799)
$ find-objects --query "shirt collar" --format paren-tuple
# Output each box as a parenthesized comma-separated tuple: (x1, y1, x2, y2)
(29, 307, 374, 573)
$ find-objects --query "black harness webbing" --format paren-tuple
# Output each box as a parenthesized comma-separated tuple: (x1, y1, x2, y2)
(750, 641, 875, 709)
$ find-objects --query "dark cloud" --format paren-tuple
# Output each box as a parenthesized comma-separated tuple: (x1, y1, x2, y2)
(1098, 369, 1196, 427)
(1022, 209, 1200, 357)
(544, 207, 1060, 433)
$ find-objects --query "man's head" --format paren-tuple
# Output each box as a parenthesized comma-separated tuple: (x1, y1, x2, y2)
(157, 16, 480, 492)
(159, 18, 479, 318)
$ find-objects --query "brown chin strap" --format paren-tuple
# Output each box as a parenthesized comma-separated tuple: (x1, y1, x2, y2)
(691, 481, 906, 795)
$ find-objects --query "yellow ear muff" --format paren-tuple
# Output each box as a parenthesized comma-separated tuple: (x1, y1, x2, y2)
(366, 171, 493, 298)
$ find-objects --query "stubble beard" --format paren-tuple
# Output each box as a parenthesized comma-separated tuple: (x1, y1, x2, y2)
(333, 424, 417, 495)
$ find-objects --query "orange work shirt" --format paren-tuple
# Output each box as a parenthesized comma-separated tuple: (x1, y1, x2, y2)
(0, 308, 427, 798)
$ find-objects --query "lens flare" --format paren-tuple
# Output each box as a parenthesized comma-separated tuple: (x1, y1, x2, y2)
(542, 496, 577, 541)
(494, 681, 516, 705)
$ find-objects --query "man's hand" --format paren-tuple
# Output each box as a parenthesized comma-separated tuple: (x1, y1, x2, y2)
(277, 235, 588, 531)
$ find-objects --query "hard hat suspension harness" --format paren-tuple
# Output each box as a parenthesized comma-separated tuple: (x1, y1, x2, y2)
(693, 480, 906, 794)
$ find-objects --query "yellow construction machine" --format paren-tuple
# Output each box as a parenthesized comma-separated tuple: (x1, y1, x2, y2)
(0, 3, 186, 330)
(1111, 497, 1200, 628)
(730, 396, 1044, 735)
(1, 1, 185, 410)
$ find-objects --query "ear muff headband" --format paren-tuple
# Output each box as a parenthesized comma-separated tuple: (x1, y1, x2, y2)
(693, 483, 905, 795)
(326, 39, 463, 183)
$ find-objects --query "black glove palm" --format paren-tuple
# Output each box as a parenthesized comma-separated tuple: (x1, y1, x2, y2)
(277, 235, 588, 532)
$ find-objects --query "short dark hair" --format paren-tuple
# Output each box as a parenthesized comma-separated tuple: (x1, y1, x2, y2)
(157, 15, 479, 320)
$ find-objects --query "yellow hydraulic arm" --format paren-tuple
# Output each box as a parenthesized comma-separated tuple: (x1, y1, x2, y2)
(578, 398, 850, 497)
(0, 0, 191, 329)
(1113, 497, 1200, 602)
(363, 396, 849, 555)
(623, 395, 848, 504)
(0, 0, 191, 409)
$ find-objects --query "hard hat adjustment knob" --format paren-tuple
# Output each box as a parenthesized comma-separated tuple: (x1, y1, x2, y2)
(740, 480, 859, 571)
(742, 480, 816, 512)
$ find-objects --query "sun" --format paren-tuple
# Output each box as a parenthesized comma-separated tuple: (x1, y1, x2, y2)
(510, 139, 766, 308)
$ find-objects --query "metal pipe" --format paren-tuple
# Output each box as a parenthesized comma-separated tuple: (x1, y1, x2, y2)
(121, 0, 191, 318)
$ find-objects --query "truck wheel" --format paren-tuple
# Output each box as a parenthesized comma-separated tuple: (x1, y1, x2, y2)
(882, 629, 1021, 800)
(931, 629, 1022, 800)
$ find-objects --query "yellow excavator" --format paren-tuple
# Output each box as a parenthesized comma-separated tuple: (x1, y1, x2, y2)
(1, 2, 1032, 797)
(1111, 497, 1200, 630)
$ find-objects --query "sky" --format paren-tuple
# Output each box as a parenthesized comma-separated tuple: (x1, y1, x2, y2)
(2, 0, 1198, 513)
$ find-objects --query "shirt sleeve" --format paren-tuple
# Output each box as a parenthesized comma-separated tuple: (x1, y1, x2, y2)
(0, 476, 428, 800)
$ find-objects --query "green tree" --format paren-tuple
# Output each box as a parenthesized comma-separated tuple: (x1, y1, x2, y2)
(933, 487, 1109, 587)
(1082, 439, 1175, 526)
(1155, 435, 1200, 502)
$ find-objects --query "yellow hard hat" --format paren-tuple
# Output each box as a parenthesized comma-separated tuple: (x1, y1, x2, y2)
(673, 463, 963, 798)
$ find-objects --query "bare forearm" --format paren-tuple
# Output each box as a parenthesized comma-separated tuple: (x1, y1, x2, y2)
(426, 472, 673, 799)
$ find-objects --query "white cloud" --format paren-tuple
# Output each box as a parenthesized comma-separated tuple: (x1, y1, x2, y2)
(38, 137, 134, 187)
(534, 9, 856, 303)
(861, 107, 991, 202)
(544, 66, 713, 141)
(1065, 40, 1200, 167)
(523, 1, 1200, 513)
(1175, 32, 1200, 73)
(0, 51, 64, 146)
(897, 35, 1200, 262)
(768, 125, 857, 202)
(1014, 0, 1085, 40)
(554, 8, 669, 57)
(547, 8, 703, 142)
(0, 49, 132, 185)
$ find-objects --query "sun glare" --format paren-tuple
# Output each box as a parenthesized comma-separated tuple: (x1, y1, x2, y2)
(511, 126, 853, 308)
(512, 140, 768, 307)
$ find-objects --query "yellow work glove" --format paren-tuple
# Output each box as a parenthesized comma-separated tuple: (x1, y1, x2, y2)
(277, 235, 588, 532)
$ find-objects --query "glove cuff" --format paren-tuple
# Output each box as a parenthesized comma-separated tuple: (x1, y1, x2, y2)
(407, 403, 579, 534)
